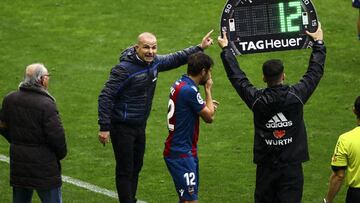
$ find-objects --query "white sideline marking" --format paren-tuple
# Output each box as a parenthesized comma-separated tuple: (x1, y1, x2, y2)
(62, 175, 118, 199)
(0, 154, 9, 163)
(0, 154, 146, 203)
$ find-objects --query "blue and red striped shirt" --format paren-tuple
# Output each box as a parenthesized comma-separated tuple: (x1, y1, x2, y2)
(164, 75, 205, 158)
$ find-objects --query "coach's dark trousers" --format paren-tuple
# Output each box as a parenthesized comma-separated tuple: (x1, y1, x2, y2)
(110, 123, 146, 203)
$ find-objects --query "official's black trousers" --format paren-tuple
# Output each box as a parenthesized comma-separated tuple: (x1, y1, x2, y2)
(255, 163, 303, 203)
(110, 123, 146, 203)
(346, 187, 360, 203)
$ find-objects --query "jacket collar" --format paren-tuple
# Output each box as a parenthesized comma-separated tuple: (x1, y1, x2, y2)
(268, 84, 284, 88)
(181, 74, 197, 88)
(19, 83, 55, 101)
(119, 46, 155, 67)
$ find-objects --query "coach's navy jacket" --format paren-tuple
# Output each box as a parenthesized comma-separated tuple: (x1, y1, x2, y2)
(220, 42, 326, 166)
(98, 45, 202, 131)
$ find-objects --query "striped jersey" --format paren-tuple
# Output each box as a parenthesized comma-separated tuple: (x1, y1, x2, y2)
(163, 75, 205, 158)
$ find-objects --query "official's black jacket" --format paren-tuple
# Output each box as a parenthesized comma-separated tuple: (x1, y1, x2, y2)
(0, 85, 67, 189)
(220, 42, 326, 165)
(98, 45, 202, 131)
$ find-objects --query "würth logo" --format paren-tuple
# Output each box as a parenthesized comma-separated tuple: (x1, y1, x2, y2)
(273, 130, 286, 139)
(266, 112, 293, 129)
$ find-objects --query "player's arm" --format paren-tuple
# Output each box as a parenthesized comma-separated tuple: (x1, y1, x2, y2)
(324, 167, 346, 203)
(198, 77, 217, 123)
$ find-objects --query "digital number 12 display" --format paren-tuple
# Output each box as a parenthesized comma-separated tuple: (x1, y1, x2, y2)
(230, 1, 307, 37)
(279, 1, 302, 32)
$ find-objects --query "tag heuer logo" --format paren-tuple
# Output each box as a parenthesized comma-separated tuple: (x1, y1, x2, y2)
(266, 112, 293, 129)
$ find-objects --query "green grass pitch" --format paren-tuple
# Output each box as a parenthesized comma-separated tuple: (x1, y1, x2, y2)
(1, 0, 359, 202)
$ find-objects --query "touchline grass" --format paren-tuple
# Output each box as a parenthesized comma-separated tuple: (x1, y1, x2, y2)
(1, 0, 359, 202)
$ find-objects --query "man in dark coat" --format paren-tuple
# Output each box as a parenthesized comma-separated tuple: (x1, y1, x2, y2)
(0, 63, 67, 203)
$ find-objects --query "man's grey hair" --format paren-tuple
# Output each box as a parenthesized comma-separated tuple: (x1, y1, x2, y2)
(19, 63, 48, 87)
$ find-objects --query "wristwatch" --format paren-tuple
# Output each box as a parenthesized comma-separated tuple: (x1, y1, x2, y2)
(315, 40, 324, 45)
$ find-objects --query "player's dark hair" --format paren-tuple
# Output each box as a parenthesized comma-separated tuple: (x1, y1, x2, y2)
(354, 96, 360, 119)
(262, 59, 284, 86)
(187, 52, 213, 76)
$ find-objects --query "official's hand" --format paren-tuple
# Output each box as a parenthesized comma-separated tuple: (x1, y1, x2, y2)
(306, 22, 323, 41)
(200, 30, 214, 50)
(217, 31, 229, 48)
(98, 131, 110, 146)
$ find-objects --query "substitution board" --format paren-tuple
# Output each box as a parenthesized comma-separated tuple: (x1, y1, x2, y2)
(220, 0, 318, 55)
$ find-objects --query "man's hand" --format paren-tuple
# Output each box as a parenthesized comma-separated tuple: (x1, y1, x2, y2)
(205, 78, 213, 91)
(306, 22, 323, 41)
(213, 100, 220, 111)
(217, 31, 229, 48)
(98, 131, 110, 146)
(0, 121, 7, 129)
(200, 30, 214, 50)
(200, 75, 215, 123)
(204, 71, 213, 90)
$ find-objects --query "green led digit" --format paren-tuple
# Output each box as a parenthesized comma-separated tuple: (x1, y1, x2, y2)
(278, 2, 286, 32)
(287, 1, 302, 32)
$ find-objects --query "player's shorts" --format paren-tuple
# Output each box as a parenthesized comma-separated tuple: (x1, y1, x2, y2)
(164, 155, 199, 201)
(346, 187, 360, 203)
(353, 0, 360, 8)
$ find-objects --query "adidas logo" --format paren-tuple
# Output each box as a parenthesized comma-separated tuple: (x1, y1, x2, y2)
(266, 112, 293, 129)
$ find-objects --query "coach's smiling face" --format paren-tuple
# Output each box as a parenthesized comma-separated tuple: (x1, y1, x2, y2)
(135, 32, 157, 64)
